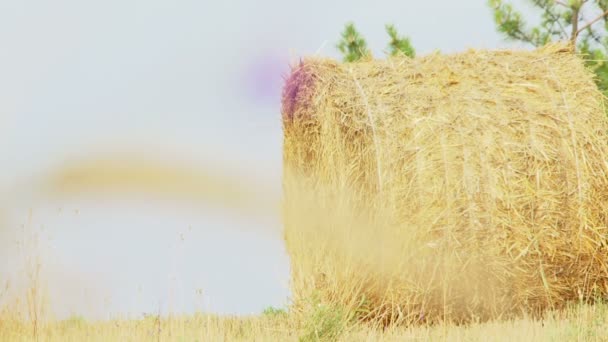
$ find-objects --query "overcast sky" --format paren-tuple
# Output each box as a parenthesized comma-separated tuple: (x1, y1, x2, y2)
(0, 0, 532, 319)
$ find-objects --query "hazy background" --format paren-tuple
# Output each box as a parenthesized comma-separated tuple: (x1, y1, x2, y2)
(0, 0, 529, 320)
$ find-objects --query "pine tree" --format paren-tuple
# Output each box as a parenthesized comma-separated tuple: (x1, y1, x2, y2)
(386, 24, 416, 57)
(489, 0, 608, 93)
(336, 23, 416, 62)
(337, 23, 371, 62)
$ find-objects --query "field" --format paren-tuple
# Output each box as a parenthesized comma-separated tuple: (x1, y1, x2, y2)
(1, 302, 608, 341)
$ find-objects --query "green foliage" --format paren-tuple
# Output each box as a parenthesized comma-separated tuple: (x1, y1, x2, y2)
(337, 23, 416, 62)
(299, 303, 349, 342)
(336, 23, 371, 63)
(63, 315, 86, 328)
(386, 24, 416, 57)
(262, 306, 287, 317)
(488, 0, 608, 93)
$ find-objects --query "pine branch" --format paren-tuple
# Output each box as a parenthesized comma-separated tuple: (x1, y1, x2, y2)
(386, 24, 416, 58)
(576, 9, 608, 37)
(336, 23, 370, 62)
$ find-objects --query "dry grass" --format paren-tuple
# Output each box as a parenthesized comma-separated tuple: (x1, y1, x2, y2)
(39, 155, 277, 220)
(282, 44, 608, 324)
(1, 303, 608, 341)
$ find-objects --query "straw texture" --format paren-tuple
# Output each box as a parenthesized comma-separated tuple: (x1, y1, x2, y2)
(282, 45, 608, 324)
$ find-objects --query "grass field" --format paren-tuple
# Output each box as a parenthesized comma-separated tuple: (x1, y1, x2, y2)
(1, 302, 608, 341)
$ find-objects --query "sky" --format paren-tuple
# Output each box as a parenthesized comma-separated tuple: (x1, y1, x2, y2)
(0, 0, 532, 320)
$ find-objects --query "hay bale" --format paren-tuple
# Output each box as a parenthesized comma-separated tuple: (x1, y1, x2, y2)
(281, 45, 608, 324)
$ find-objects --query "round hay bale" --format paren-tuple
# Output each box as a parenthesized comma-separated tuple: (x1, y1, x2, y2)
(281, 44, 608, 324)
